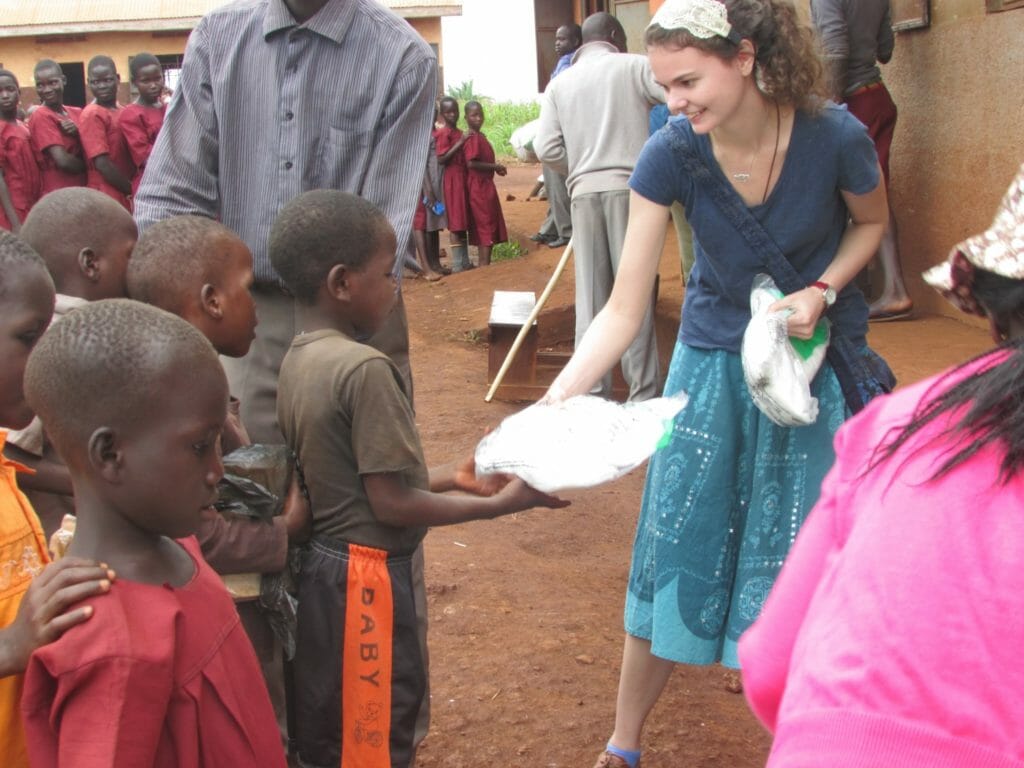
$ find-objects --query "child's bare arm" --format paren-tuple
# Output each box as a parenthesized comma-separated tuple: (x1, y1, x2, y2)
(0, 558, 113, 677)
(364, 471, 568, 528)
(45, 145, 85, 175)
(0, 170, 21, 232)
(466, 159, 507, 175)
(437, 133, 470, 166)
(94, 154, 133, 195)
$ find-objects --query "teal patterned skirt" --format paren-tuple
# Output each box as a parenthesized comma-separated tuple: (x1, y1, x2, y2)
(625, 342, 849, 668)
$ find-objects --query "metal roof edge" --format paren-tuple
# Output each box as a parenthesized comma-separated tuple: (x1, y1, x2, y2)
(0, 19, 200, 38)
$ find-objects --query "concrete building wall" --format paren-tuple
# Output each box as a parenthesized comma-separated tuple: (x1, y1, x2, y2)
(885, 3, 1022, 320)
(0, 31, 190, 90)
(644, 0, 1021, 323)
(0, 17, 448, 103)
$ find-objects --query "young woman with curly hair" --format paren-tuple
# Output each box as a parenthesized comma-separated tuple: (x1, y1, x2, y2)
(544, 1, 891, 765)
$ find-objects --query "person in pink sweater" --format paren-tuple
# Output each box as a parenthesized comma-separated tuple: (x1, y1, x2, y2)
(739, 162, 1024, 767)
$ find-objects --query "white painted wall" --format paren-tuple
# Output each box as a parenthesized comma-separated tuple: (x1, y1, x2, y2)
(441, 0, 541, 103)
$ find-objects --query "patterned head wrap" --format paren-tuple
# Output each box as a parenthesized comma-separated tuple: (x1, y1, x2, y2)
(647, 0, 743, 45)
(923, 163, 1024, 316)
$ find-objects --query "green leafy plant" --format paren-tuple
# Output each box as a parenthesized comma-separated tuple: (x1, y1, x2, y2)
(446, 79, 479, 102)
(491, 240, 527, 263)
(483, 100, 541, 161)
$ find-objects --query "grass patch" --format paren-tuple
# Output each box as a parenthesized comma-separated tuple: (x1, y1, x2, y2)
(483, 101, 541, 161)
(492, 240, 527, 263)
(445, 82, 541, 163)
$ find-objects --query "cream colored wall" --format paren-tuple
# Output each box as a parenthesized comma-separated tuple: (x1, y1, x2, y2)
(0, 30, 189, 87)
(3, 19, 447, 98)
(408, 16, 442, 48)
(885, 3, 1023, 321)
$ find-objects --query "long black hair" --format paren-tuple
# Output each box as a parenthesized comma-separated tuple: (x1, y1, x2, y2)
(872, 268, 1024, 483)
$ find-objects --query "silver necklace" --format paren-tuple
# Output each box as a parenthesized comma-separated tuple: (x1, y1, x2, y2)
(731, 105, 775, 183)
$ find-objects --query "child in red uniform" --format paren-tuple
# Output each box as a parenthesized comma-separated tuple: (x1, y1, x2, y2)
(0, 71, 42, 232)
(20, 299, 287, 768)
(463, 100, 508, 267)
(6, 188, 137, 539)
(119, 53, 166, 196)
(270, 191, 568, 768)
(0, 232, 116, 768)
(79, 56, 135, 210)
(434, 96, 473, 272)
(127, 216, 311, 740)
(27, 60, 85, 193)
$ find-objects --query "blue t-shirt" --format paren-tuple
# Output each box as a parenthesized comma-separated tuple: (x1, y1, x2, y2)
(630, 103, 879, 353)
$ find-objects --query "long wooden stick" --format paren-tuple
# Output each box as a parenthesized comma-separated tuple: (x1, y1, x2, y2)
(485, 239, 574, 402)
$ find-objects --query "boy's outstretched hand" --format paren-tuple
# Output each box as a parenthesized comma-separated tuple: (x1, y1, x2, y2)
(0, 557, 113, 678)
(496, 477, 571, 511)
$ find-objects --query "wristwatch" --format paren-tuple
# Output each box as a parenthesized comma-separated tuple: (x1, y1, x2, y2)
(810, 280, 837, 308)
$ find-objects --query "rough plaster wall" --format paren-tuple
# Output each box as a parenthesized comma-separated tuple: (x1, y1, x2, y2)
(885, 3, 1024, 322)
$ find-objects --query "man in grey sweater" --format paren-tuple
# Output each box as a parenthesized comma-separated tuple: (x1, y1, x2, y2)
(535, 12, 663, 401)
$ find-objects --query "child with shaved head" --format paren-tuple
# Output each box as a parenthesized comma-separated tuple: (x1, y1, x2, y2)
(128, 214, 308, 743)
(272, 190, 567, 767)
(20, 299, 286, 767)
(3, 187, 136, 537)
(0, 233, 115, 768)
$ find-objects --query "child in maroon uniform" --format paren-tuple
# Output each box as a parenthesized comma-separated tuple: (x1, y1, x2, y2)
(463, 101, 508, 267)
(127, 216, 311, 739)
(0, 71, 41, 232)
(119, 53, 166, 196)
(79, 56, 135, 210)
(27, 60, 85, 194)
(434, 96, 472, 272)
(20, 299, 286, 768)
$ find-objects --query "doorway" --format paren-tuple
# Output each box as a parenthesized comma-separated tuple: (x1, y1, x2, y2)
(534, 0, 577, 92)
(58, 61, 86, 107)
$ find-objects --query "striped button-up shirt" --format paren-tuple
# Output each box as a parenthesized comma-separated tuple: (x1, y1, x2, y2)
(134, 0, 437, 284)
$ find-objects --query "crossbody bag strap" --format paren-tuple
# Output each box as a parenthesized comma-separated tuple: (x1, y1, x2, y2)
(669, 135, 807, 296)
(669, 131, 896, 412)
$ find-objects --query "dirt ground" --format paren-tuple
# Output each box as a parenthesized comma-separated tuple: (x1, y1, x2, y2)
(404, 163, 991, 768)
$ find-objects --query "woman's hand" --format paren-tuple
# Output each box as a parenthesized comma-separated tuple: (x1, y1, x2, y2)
(769, 287, 826, 340)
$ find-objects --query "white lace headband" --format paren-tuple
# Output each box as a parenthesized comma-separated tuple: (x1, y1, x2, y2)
(648, 0, 742, 45)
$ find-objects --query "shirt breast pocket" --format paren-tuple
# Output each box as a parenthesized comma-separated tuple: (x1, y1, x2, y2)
(316, 126, 372, 191)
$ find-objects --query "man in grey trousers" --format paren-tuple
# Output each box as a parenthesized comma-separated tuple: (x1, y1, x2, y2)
(535, 12, 662, 401)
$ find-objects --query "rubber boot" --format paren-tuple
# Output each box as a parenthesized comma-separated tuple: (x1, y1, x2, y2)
(449, 243, 472, 272)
